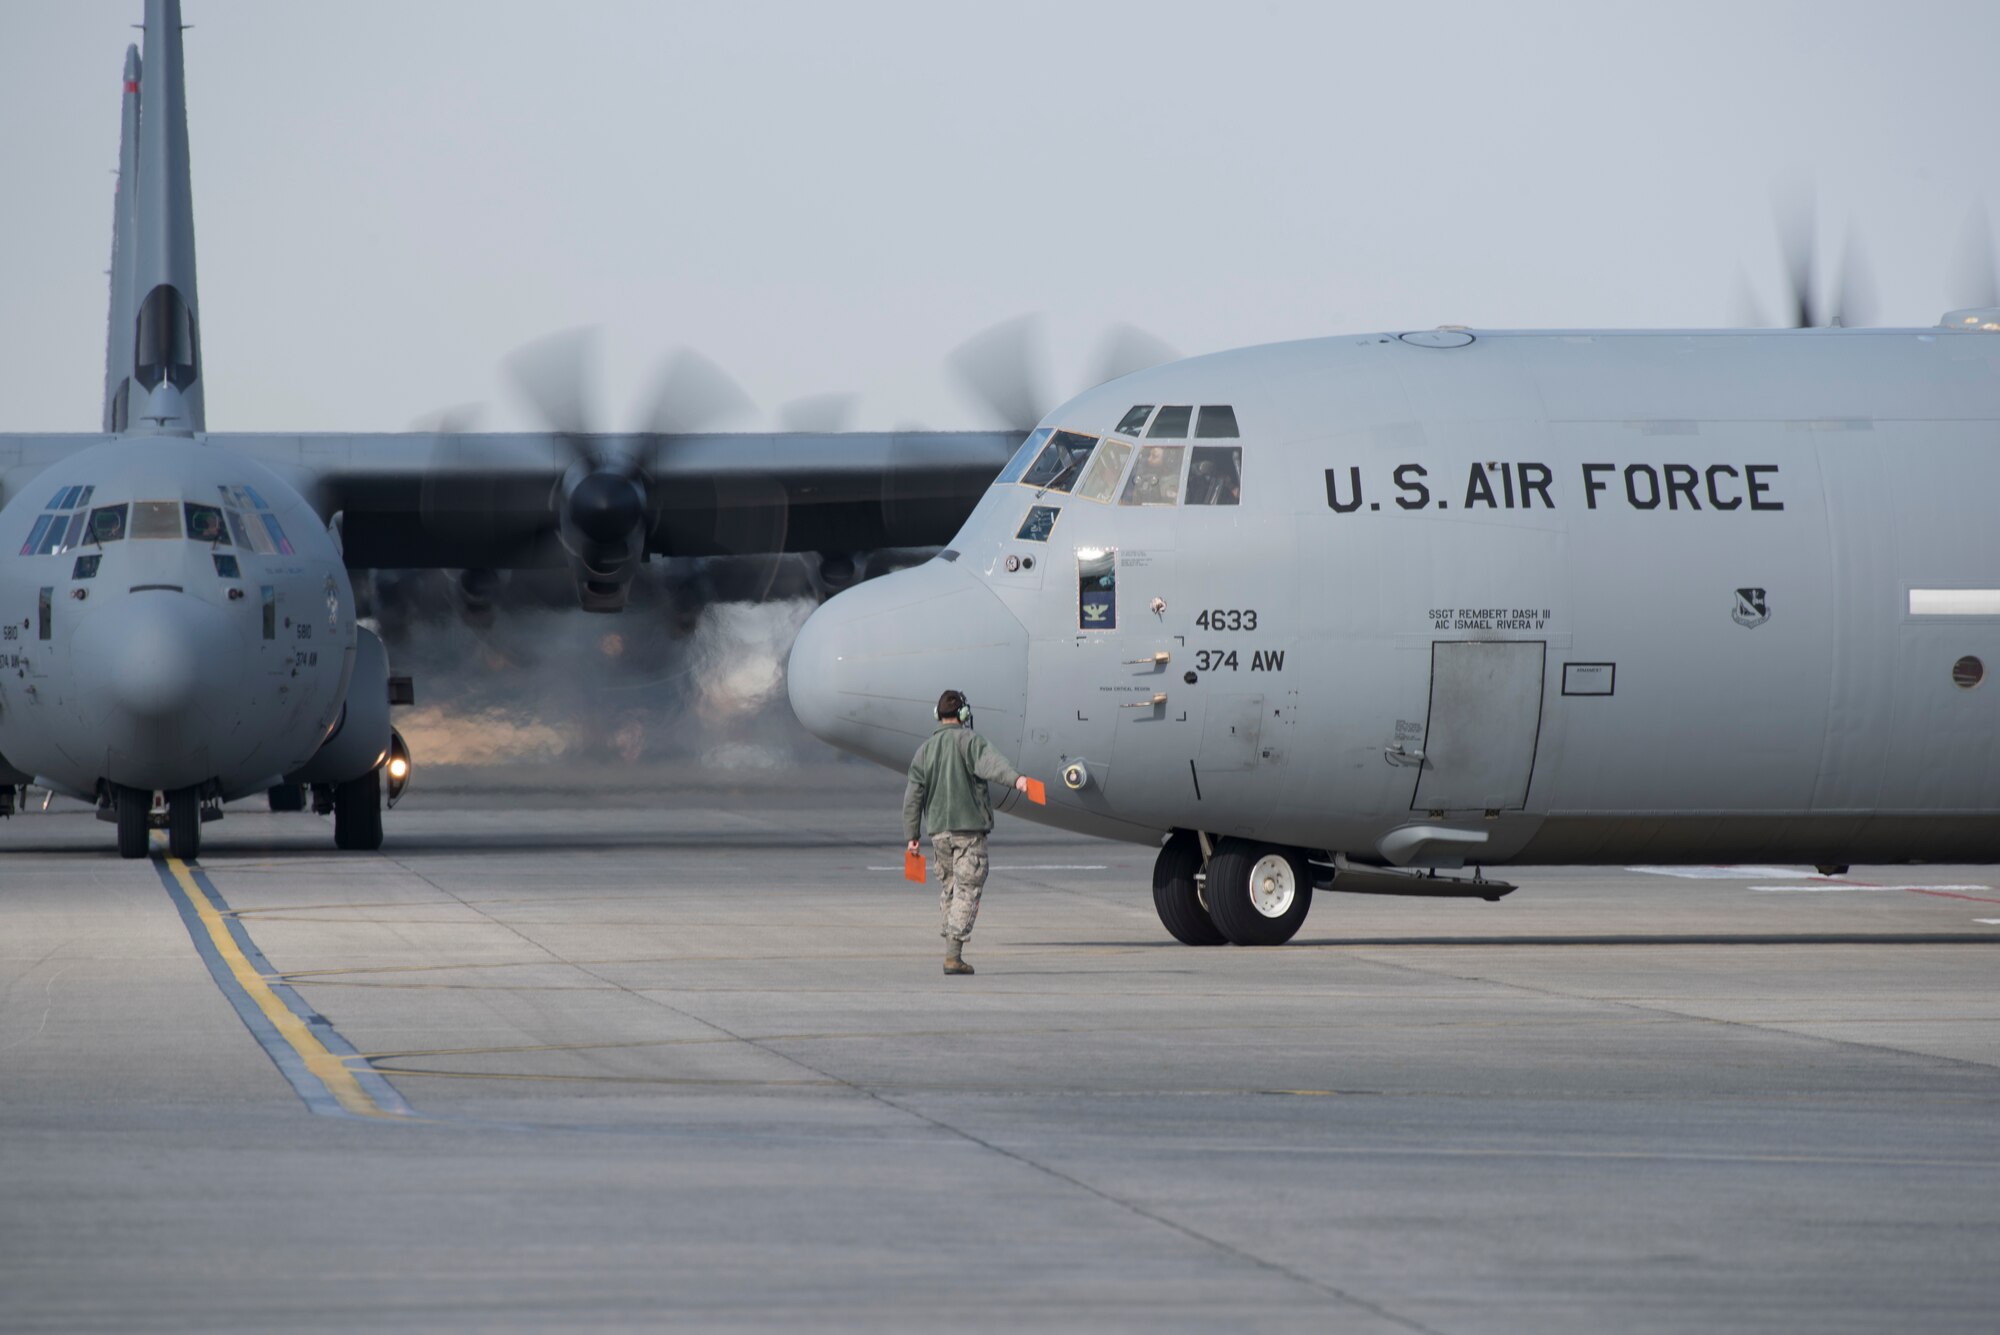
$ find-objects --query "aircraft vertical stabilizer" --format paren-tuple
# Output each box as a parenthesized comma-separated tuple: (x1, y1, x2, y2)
(103, 45, 142, 433)
(130, 0, 204, 434)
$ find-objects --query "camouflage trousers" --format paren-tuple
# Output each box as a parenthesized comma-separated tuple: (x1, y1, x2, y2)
(931, 831, 990, 945)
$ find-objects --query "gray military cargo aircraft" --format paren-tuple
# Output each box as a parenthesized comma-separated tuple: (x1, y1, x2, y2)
(0, 0, 1020, 859)
(789, 310, 2000, 945)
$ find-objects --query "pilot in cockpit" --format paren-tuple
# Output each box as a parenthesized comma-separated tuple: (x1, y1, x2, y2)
(188, 505, 224, 544)
(89, 506, 126, 543)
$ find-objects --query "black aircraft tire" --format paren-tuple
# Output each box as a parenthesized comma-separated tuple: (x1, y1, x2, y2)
(1152, 832, 1225, 945)
(333, 769, 383, 852)
(167, 789, 201, 862)
(115, 786, 151, 860)
(267, 784, 306, 813)
(1205, 839, 1312, 946)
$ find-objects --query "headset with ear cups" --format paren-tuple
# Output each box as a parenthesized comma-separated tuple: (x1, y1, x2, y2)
(934, 690, 972, 727)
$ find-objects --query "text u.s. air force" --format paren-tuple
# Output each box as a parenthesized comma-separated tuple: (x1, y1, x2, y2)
(1324, 461, 1784, 513)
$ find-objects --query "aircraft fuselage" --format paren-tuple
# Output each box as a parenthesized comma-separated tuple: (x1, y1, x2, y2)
(792, 326, 2000, 871)
(0, 437, 355, 804)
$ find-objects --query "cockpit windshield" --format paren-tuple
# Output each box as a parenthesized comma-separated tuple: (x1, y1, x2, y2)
(1073, 437, 1132, 503)
(130, 501, 183, 540)
(1022, 431, 1097, 494)
(995, 428, 1053, 486)
(87, 504, 129, 544)
(1120, 445, 1185, 505)
(185, 503, 229, 545)
(1186, 446, 1241, 505)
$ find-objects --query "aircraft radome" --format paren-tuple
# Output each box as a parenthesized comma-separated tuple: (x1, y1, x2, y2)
(789, 309, 2000, 944)
(0, 0, 1023, 859)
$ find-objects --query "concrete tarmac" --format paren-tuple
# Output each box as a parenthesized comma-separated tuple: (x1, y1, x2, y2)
(4, 761, 1999, 1333)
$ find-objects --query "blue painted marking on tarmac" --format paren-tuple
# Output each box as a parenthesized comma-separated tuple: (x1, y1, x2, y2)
(152, 854, 418, 1120)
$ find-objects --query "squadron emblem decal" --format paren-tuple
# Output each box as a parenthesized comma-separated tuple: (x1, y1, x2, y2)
(1731, 587, 1770, 628)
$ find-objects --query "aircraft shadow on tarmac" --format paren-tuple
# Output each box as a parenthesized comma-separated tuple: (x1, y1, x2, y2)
(0, 831, 876, 858)
(1045, 933, 2000, 948)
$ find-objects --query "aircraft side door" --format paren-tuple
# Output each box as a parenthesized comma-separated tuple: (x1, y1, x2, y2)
(1411, 640, 1547, 812)
(1105, 545, 1195, 816)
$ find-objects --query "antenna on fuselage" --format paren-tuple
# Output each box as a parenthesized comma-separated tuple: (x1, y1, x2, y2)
(103, 45, 141, 433)
(128, 0, 204, 435)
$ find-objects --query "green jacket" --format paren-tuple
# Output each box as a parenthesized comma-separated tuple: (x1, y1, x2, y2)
(902, 724, 1022, 840)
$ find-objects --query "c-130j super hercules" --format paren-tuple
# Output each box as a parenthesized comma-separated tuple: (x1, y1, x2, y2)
(0, 0, 1027, 860)
(791, 298, 2000, 944)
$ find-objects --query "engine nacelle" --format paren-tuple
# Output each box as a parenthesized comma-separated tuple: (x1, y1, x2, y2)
(558, 466, 648, 613)
(287, 627, 393, 785)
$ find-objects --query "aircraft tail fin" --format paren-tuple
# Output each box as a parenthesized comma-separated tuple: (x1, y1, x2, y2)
(103, 44, 142, 433)
(128, 0, 205, 434)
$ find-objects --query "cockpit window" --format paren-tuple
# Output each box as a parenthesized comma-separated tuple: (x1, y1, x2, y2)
(185, 503, 229, 545)
(1073, 437, 1132, 503)
(224, 508, 260, 552)
(995, 428, 1053, 486)
(218, 486, 293, 554)
(72, 554, 101, 580)
(259, 514, 295, 555)
(1115, 405, 1153, 436)
(212, 553, 240, 578)
(1187, 446, 1242, 506)
(18, 515, 53, 556)
(1017, 505, 1060, 542)
(1147, 406, 1192, 439)
(1021, 431, 1097, 494)
(130, 501, 182, 540)
(1119, 445, 1185, 506)
(21, 488, 100, 555)
(1195, 405, 1239, 438)
(87, 504, 128, 544)
(1077, 548, 1116, 630)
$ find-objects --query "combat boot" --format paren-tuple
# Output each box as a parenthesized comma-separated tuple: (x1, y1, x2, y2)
(944, 943, 974, 976)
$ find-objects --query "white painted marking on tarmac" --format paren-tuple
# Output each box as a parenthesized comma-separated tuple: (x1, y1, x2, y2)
(1628, 866, 1830, 880)
(1975, 919, 2000, 926)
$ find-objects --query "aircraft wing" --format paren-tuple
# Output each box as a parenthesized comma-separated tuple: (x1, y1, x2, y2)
(0, 430, 1024, 570)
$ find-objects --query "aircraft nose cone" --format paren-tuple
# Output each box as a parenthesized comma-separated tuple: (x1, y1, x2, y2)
(789, 559, 1028, 770)
(102, 594, 205, 718)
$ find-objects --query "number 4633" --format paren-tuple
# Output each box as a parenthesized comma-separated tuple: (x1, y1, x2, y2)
(1194, 608, 1257, 631)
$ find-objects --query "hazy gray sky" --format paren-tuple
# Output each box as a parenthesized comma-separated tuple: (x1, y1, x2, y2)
(4, 1, 1997, 434)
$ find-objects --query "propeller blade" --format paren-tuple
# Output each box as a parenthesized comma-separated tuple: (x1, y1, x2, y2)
(1776, 195, 1819, 329)
(948, 313, 1048, 431)
(1832, 232, 1877, 329)
(1952, 201, 1998, 311)
(778, 392, 857, 434)
(417, 432, 548, 563)
(642, 348, 754, 436)
(504, 327, 597, 444)
(409, 405, 482, 434)
(1087, 323, 1178, 388)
